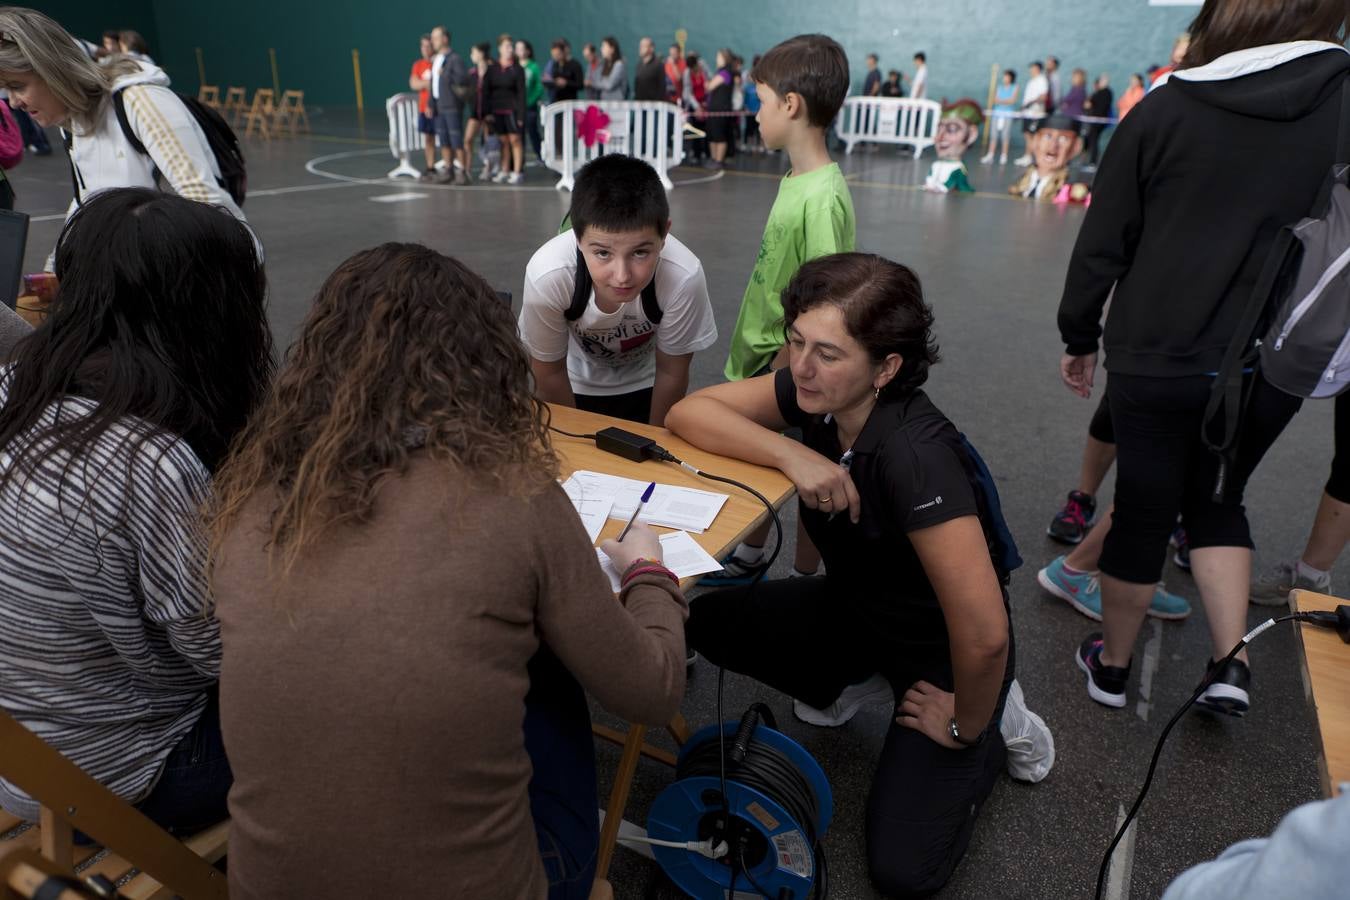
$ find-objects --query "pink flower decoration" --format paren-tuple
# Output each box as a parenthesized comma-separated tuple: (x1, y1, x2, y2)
(575, 105, 611, 148)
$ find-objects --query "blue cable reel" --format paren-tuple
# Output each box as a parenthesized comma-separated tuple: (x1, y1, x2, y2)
(647, 704, 834, 899)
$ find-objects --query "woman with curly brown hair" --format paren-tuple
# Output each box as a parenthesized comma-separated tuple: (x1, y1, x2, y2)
(208, 243, 688, 900)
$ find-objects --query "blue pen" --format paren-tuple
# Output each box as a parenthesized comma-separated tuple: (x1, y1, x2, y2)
(618, 482, 656, 540)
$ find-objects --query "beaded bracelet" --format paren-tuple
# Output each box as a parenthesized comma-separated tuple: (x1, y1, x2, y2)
(621, 558, 678, 587)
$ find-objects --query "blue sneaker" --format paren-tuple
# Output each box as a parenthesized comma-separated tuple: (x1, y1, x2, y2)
(1037, 556, 1102, 620)
(1039, 556, 1192, 621)
(698, 551, 769, 587)
(1146, 583, 1191, 620)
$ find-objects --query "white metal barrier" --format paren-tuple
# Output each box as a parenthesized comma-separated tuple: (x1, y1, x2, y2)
(541, 100, 685, 191)
(835, 97, 942, 157)
(386, 92, 422, 179)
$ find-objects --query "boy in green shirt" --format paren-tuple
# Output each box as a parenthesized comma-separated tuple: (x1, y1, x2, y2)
(707, 33, 855, 585)
(723, 34, 856, 382)
(516, 38, 545, 161)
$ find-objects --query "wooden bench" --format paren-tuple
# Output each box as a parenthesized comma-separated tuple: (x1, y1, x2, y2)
(0, 709, 227, 898)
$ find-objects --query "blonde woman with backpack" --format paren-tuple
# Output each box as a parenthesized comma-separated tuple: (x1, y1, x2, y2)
(0, 7, 256, 268)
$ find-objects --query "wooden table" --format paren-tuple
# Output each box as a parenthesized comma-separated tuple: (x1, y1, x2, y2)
(1292, 590, 1350, 797)
(547, 404, 795, 880)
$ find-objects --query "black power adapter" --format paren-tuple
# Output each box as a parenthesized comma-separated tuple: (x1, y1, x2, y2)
(595, 427, 659, 462)
(1303, 605, 1350, 643)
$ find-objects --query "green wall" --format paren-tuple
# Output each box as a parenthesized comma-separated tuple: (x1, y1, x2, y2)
(35, 1, 160, 61)
(47, 1, 1198, 111)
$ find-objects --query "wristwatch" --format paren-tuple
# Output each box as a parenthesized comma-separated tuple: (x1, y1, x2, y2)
(948, 717, 983, 747)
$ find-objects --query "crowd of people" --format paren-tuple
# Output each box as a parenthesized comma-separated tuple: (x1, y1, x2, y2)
(0, 2, 1348, 899)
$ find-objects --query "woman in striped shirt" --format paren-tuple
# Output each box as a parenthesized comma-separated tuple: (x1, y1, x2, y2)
(0, 187, 273, 833)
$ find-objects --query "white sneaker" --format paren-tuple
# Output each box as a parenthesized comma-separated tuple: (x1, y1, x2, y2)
(980, 152, 994, 164)
(507, 172, 524, 185)
(999, 679, 1055, 783)
(492, 170, 510, 184)
(793, 674, 893, 727)
(999, 153, 1008, 164)
(1013, 154, 1033, 167)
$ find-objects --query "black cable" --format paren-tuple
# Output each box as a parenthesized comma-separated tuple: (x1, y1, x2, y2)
(1093, 612, 1321, 900)
(547, 424, 598, 441)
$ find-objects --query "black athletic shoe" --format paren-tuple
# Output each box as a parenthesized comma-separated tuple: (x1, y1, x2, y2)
(1048, 490, 1096, 544)
(1075, 633, 1129, 708)
(1196, 658, 1250, 717)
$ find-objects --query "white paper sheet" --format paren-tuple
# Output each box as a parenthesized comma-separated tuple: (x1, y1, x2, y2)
(595, 530, 723, 591)
(563, 470, 729, 534)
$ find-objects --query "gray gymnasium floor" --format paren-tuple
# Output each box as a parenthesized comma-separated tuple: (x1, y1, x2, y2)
(15, 111, 1343, 899)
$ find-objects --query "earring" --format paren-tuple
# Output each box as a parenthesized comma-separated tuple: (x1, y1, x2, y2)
(874, 386, 881, 400)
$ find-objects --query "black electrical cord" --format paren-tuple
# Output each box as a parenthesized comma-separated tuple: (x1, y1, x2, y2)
(547, 424, 598, 441)
(1094, 611, 1336, 900)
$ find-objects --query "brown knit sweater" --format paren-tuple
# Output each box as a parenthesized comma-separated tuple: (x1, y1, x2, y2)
(213, 458, 688, 899)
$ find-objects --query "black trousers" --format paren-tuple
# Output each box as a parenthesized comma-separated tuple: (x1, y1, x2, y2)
(1099, 373, 1302, 584)
(574, 387, 652, 425)
(1088, 392, 1115, 445)
(687, 575, 1012, 898)
(1083, 124, 1109, 165)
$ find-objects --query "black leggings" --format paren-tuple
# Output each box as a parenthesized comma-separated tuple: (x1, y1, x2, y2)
(1099, 373, 1302, 584)
(687, 575, 1012, 898)
(1088, 393, 1114, 444)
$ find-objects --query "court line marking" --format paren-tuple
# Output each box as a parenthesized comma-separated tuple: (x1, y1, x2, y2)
(1104, 803, 1138, 900)
(1135, 619, 1164, 722)
(369, 192, 429, 203)
(304, 148, 724, 191)
(724, 166, 1040, 203)
(25, 180, 374, 223)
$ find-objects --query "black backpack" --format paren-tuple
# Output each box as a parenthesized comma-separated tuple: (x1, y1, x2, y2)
(112, 88, 247, 206)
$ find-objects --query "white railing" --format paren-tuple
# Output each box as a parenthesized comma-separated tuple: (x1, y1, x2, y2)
(386, 92, 422, 179)
(541, 100, 684, 191)
(835, 97, 942, 157)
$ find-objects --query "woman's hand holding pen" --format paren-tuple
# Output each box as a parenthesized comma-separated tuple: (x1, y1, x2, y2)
(780, 443, 860, 523)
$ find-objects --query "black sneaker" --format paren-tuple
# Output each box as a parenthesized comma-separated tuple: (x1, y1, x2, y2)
(1048, 490, 1096, 544)
(1075, 633, 1129, 708)
(1196, 658, 1250, 717)
(1170, 526, 1191, 571)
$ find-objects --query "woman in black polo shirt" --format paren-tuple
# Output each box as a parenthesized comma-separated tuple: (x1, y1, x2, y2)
(666, 252, 1024, 898)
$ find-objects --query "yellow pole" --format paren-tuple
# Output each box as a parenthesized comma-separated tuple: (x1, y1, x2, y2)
(194, 47, 206, 87)
(675, 28, 687, 55)
(983, 64, 998, 154)
(351, 49, 364, 115)
(269, 47, 280, 97)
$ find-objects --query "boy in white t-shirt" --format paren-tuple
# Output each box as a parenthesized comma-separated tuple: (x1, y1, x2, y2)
(519, 155, 717, 425)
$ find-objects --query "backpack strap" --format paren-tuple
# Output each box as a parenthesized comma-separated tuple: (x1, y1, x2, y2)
(565, 246, 592, 321)
(112, 89, 149, 157)
(1202, 227, 1299, 500)
(564, 246, 664, 325)
(61, 129, 84, 205)
(1338, 79, 1350, 166)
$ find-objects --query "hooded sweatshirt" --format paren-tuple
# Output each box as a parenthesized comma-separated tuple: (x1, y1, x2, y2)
(55, 61, 256, 268)
(1058, 42, 1350, 377)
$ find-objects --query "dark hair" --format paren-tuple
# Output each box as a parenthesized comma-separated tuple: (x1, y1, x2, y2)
(517, 38, 534, 59)
(1003, 68, 1017, 82)
(0, 188, 271, 500)
(419, 33, 431, 43)
(1030, 60, 1043, 70)
(1183, 0, 1346, 67)
(472, 42, 491, 60)
(119, 29, 148, 55)
(1132, 71, 1145, 84)
(887, 69, 900, 79)
(601, 36, 621, 76)
(866, 53, 878, 63)
(551, 39, 568, 53)
(569, 155, 669, 239)
(1047, 55, 1059, 66)
(101, 29, 119, 42)
(782, 253, 939, 399)
(209, 244, 557, 582)
(751, 34, 849, 128)
(914, 51, 926, 62)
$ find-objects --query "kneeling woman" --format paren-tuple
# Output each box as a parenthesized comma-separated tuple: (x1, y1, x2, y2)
(208, 244, 688, 900)
(666, 253, 1012, 897)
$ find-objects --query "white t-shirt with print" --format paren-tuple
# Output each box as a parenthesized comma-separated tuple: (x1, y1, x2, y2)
(1024, 74, 1049, 115)
(519, 230, 718, 396)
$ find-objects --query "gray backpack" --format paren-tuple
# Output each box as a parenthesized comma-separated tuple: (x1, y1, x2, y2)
(1205, 82, 1350, 497)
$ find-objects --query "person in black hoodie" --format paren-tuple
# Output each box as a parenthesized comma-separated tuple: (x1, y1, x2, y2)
(1057, 0, 1349, 716)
